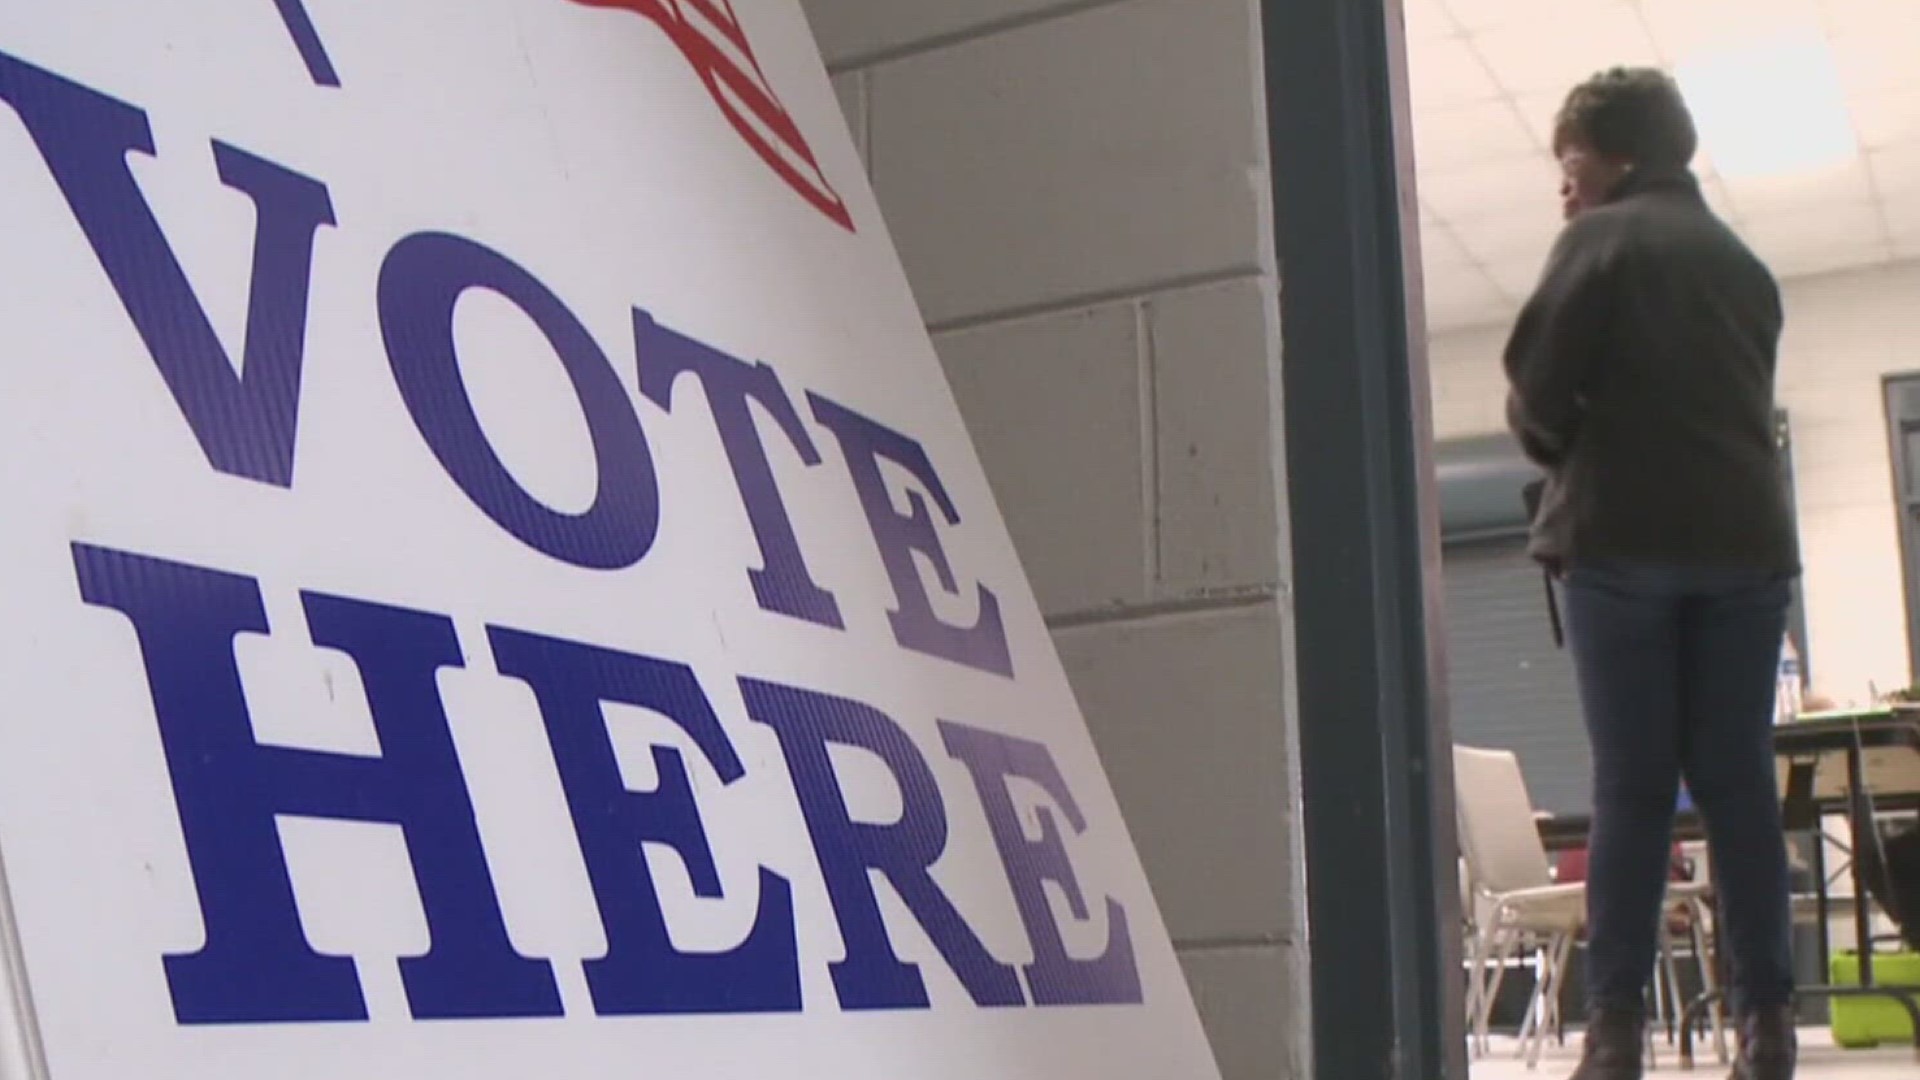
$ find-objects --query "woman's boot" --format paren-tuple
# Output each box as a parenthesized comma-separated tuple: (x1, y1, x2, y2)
(1569, 1007, 1644, 1080)
(1730, 1006, 1796, 1080)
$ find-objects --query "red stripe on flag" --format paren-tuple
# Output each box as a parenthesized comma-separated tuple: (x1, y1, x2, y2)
(567, 0, 855, 232)
(679, 0, 751, 52)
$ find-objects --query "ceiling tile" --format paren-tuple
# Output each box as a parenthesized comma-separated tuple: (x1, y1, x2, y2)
(1850, 88, 1920, 151)
(1642, 0, 1824, 59)
(1831, 32, 1915, 96)
(1760, 240, 1890, 280)
(1468, 5, 1659, 98)
(1412, 100, 1540, 172)
(1701, 172, 1743, 226)
(1742, 198, 1888, 274)
(1416, 214, 1475, 269)
(1452, 203, 1565, 265)
(1875, 151, 1920, 250)
(1820, 0, 1920, 47)
(1419, 252, 1479, 289)
(1425, 304, 1516, 336)
(1743, 196, 1880, 245)
(1400, 0, 1458, 41)
(1485, 254, 1548, 297)
(1419, 264, 1503, 305)
(1444, 0, 1633, 34)
(1722, 157, 1875, 215)
(1422, 154, 1561, 223)
(1867, 143, 1920, 204)
(1407, 34, 1503, 108)
(1884, 196, 1920, 247)
(1515, 91, 1566, 149)
(1417, 248, 1473, 284)
(1419, 264, 1514, 332)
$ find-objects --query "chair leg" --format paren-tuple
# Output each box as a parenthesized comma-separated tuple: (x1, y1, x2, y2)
(1489, 926, 1520, 1053)
(1463, 931, 1479, 1037)
(1471, 928, 1494, 1055)
(1651, 941, 1669, 1040)
(1522, 936, 1554, 1069)
(1517, 938, 1559, 1062)
(1541, 942, 1560, 1049)
(1543, 957, 1559, 1045)
(1515, 942, 1543, 1060)
(1557, 935, 1575, 1036)
(1464, 923, 1490, 1052)
(1660, 917, 1685, 1044)
(1516, 943, 1542, 1064)
(1641, 953, 1664, 1070)
(1479, 927, 1516, 1055)
(1526, 934, 1575, 1070)
(1689, 899, 1729, 1064)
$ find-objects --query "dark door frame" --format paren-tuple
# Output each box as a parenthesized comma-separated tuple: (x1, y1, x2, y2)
(1885, 372, 1920, 684)
(1261, 1, 1464, 1079)
(1775, 409, 1812, 684)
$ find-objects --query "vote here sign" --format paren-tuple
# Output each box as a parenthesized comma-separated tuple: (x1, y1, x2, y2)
(0, 2, 1223, 1078)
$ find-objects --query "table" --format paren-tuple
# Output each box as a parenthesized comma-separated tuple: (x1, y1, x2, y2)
(1537, 810, 1706, 853)
(1675, 711, 1920, 1067)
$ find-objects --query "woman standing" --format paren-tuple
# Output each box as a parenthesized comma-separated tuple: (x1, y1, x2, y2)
(1504, 67, 1798, 1080)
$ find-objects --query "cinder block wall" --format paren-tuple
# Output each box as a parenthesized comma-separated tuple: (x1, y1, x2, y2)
(798, 2, 1305, 1076)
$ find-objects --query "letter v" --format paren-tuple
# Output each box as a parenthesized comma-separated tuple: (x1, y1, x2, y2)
(0, 49, 335, 487)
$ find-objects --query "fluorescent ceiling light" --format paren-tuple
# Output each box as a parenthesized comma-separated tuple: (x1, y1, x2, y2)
(1676, 34, 1857, 179)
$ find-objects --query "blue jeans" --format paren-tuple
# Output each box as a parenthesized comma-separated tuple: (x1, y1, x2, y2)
(1561, 561, 1795, 1014)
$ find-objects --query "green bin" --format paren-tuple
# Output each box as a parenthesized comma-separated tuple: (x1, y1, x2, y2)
(1828, 951, 1920, 1049)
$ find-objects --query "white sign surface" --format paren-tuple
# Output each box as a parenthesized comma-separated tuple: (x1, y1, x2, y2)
(0, 2, 1222, 1078)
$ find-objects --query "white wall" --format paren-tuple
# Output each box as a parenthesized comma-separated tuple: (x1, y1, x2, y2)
(799, 2, 1306, 1077)
(1428, 261, 1920, 705)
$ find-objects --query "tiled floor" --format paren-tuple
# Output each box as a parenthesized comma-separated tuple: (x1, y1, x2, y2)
(1470, 1029, 1916, 1080)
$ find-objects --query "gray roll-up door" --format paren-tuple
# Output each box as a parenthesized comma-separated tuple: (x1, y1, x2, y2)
(1442, 537, 1591, 815)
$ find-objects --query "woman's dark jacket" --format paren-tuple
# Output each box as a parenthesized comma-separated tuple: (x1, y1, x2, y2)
(1503, 167, 1800, 575)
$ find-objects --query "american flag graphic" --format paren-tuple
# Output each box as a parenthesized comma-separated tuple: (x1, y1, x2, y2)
(567, 0, 855, 232)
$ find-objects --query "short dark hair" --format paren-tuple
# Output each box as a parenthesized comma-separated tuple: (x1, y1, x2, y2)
(1552, 67, 1698, 170)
